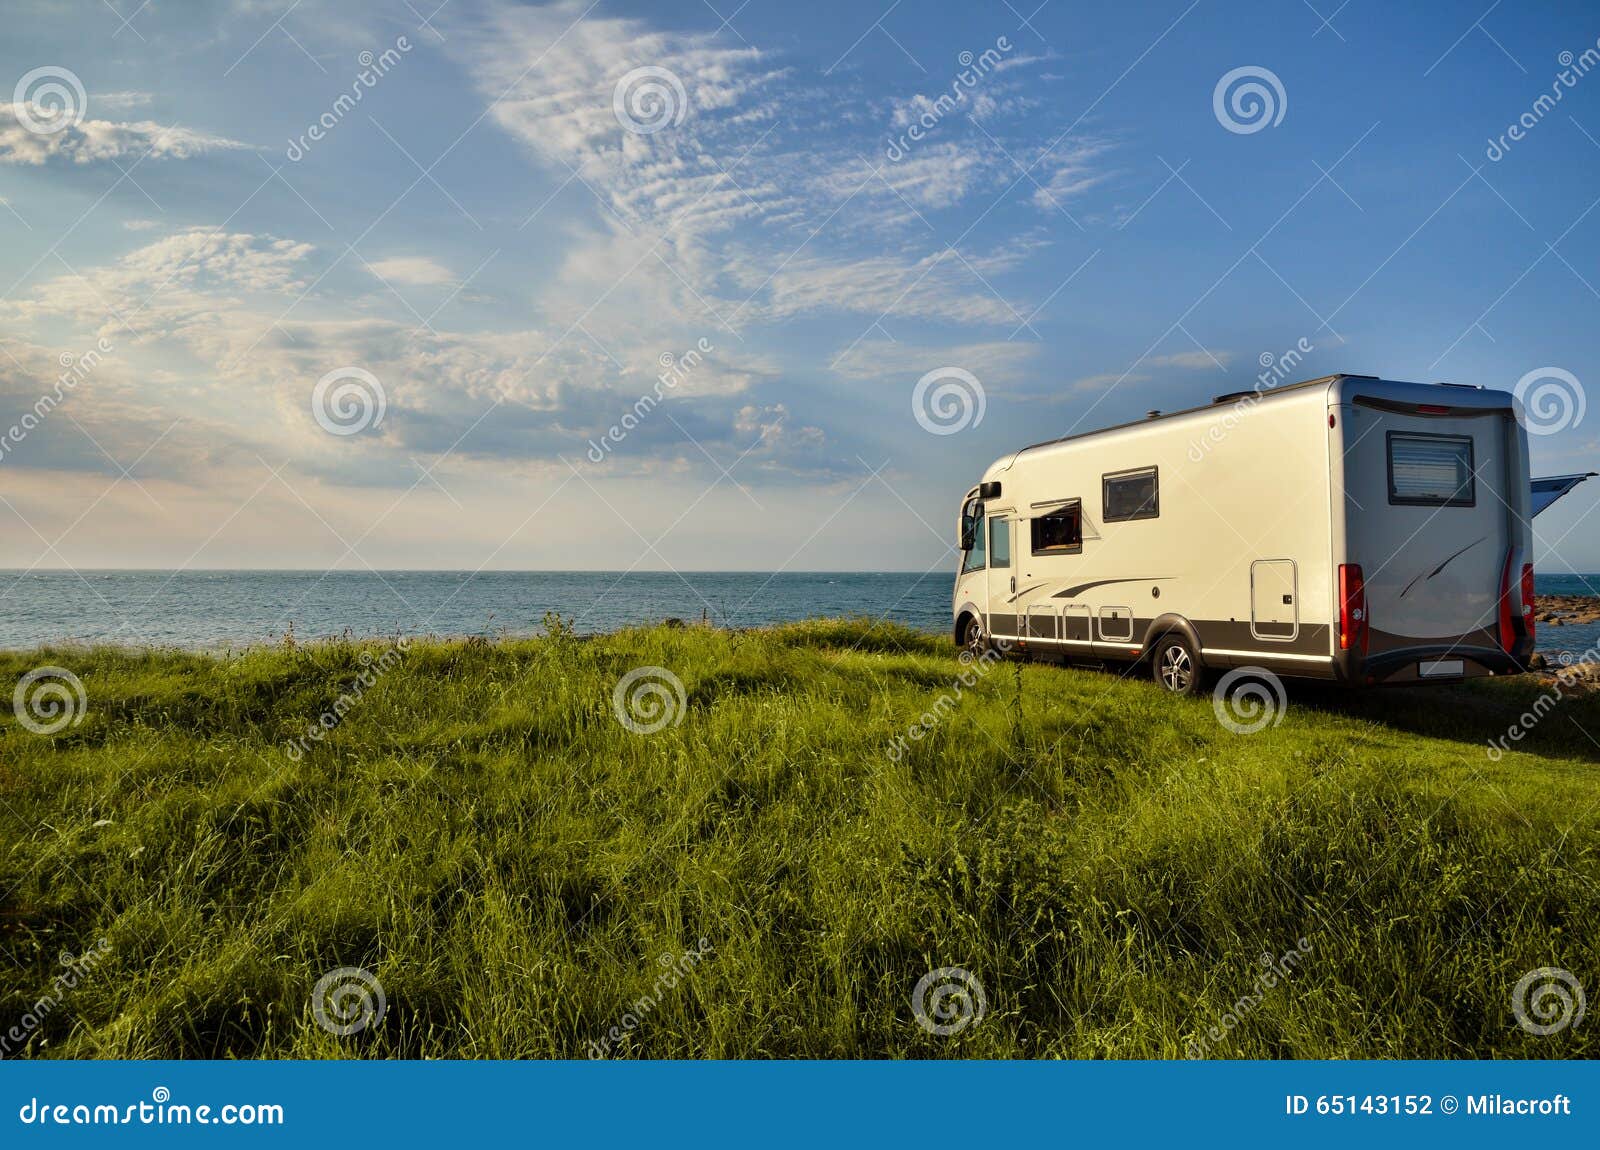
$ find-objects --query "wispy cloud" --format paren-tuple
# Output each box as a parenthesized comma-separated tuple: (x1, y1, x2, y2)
(365, 256, 456, 286)
(0, 107, 250, 165)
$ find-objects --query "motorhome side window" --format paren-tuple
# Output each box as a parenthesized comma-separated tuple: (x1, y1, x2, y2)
(1102, 466, 1158, 522)
(989, 518, 1010, 568)
(1387, 433, 1475, 507)
(1031, 502, 1082, 555)
(962, 507, 987, 572)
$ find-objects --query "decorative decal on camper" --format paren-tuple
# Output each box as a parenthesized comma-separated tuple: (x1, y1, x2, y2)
(1398, 536, 1487, 598)
(1052, 576, 1171, 598)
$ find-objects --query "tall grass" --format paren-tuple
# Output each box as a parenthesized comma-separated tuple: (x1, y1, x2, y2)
(1, 619, 1596, 1058)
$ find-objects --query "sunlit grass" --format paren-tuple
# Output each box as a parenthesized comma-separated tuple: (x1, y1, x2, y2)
(1, 618, 1596, 1058)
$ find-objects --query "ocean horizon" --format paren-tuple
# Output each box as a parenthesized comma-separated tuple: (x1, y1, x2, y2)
(2, 568, 1596, 654)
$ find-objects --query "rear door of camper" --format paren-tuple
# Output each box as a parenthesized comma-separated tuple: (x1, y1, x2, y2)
(1340, 398, 1519, 667)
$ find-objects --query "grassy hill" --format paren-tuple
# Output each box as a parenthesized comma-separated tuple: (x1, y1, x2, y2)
(1, 618, 1597, 1058)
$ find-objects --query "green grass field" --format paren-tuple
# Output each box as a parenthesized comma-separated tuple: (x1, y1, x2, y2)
(2, 619, 1597, 1058)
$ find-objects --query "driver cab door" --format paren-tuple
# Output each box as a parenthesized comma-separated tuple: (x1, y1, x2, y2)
(984, 512, 1014, 641)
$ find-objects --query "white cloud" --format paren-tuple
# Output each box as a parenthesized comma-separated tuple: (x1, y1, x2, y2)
(447, 0, 1104, 338)
(365, 256, 455, 286)
(0, 107, 250, 165)
(829, 338, 1041, 385)
(95, 91, 154, 112)
(1148, 350, 1231, 370)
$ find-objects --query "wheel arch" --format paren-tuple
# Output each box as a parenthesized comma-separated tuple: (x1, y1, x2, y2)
(953, 604, 983, 646)
(1141, 613, 1205, 665)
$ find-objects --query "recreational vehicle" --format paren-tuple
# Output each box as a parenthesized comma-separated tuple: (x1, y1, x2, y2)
(952, 374, 1547, 693)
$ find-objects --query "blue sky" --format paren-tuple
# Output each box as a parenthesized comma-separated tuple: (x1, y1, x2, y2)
(0, 0, 1597, 575)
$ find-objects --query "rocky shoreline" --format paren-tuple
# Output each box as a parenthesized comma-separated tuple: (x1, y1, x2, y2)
(1528, 595, 1600, 689)
(1534, 594, 1600, 629)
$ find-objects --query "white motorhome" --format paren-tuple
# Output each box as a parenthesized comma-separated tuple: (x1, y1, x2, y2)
(952, 374, 1544, 693)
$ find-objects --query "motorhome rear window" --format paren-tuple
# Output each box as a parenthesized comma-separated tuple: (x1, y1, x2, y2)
(1387, 433, 1475, 507)
(1031, 502, 1082, 554)
(1102, 467, 1158, 522)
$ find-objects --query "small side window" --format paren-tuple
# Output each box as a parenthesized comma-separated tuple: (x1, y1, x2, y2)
(1103, 466, 1158, 522)
(1031, 502, 1082, 555)
(962, 511, 987, 573)
(990, 518, 1011, 569)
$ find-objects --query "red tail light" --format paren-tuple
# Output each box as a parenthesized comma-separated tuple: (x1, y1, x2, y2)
(1338, 564, 1368, 654)
(1498, 553, 1529, 654)
(1522, 562, 1536, 646)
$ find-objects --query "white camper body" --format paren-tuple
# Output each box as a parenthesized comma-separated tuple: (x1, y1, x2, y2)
(952, 374, 1537, 691)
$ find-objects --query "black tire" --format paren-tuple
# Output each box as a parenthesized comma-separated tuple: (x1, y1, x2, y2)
(1152, 633, 1204, 696)
(961, 614, 989, 658)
